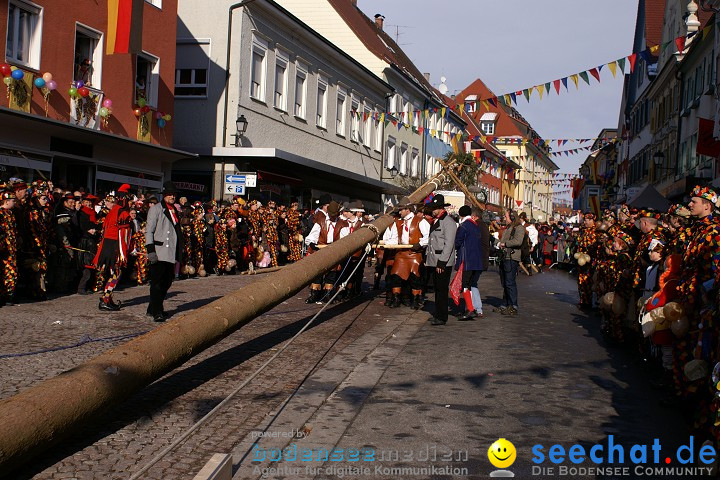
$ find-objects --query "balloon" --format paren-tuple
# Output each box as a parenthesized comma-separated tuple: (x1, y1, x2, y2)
(102, 99, 113, 108)
(577, 257, 586, 267)
(663, 302, 683, 322)
(133, 108, 142, 117)
(137, 98, 146, 107)
(77, 87, 90, 97)
(155, 112, 163, 120)
(141, 105, 150, 114)
(186, 265, 196, 275)
(106, 107, 113, 116)
(34, 77, 45, 88)
(671, 316, 690, 338)
(76, 80, 84, 88)
(198, 268, 207, 277)
(69, 87, 78, 97)
(157, 118, 166, 128)
(574, 252, 581, 260)
(99, 107, 109, 117)
(3, 77, 12, 86)
(163, 114, 171, 121)
(42, 72, 53, 82)
(46, 80, 57, 91)
(0, 64, 11, 77)
(11, 69, 24, 80)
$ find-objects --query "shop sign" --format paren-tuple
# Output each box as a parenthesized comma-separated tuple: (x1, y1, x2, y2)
(175, 181, 205, 193)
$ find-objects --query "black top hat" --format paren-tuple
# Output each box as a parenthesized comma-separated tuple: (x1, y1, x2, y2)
(162, 181, 178, 195)
(426, 194, 451, 209)
(317, 193, 332, 206)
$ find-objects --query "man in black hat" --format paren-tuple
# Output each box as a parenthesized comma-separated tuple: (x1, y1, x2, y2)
(425, 194, 457, 325)
(145, 181, 182, 321)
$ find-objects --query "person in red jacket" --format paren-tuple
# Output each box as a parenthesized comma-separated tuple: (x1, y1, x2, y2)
(93, 184, 132, 311)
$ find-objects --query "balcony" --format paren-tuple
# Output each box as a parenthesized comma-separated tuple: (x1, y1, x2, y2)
(69, 86, 105, 129)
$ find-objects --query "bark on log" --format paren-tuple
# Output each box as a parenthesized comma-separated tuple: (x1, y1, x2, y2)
(0, 169, 451, 475)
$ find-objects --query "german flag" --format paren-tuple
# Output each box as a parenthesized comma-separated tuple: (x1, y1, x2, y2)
(107, 0, 144, 55)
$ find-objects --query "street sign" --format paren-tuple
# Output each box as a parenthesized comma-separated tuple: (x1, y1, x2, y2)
(225, 174, 246, 183)
(224, 173, 257, 187)
(225, 184, 245, 195)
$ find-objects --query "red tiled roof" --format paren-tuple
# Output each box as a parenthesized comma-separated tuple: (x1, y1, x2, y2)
(645, 0, 667, 49)
(457, 78, 526, 139)
(327, 0, 434, 93)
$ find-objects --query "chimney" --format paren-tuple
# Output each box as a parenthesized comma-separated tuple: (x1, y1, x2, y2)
(374, 14, 385, 30)
(423, 73, 431, 83)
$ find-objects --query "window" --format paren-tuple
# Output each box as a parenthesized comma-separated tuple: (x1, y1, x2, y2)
(413, 102, 420, 130)
(689, 133, 698, 170)
(136, 52, 159, 107)
(386, 136, 396, 169)
(350, 97, 360, 142)
(399, 143, 408, 175)
(362, 105, 372, 146)
(250, 38, 267, 102)
(411, 148, 419, 178)
(145, 0, 162, 7)
(175, 40, 210, 97)
(374, 107, 382, 152)
(6, 0, 42, 69)
(294, 62, 307, 118)
(389, 94, 398, 115)
(316, 75, 328, 128)
(403, 97, 410, 126)
(274, 52, 288, 110)
(465, 94, 477, 113)
(74, 24, 102, 88)
(481, 121, 495, 135)
(336, 87, 346, 136)
(679, 141, 688, 174)
(695, 62, 704, 99)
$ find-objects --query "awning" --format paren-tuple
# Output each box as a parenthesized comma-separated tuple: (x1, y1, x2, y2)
(0, 106, 196, 165)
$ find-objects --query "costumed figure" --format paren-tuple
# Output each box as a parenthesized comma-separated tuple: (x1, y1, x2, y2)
(191, 202, 206, 275)
(25, 186, 52, 299)
(131, 221, 148, 284)
(304, 200, 347, 303)
(51, 193, 81, 293)
(286, 202, 303, 262)
(674, 186, 720, 440)
(576, 212, 599, 308)
(602, 230, 635, 343)
(93, 185, 132, 311)
(214, 218, 230, 273)
(0, 188, 18, 306)
(76, 194, 100, 294)
(384, 197, 430, 309)
(263, 201, 280, 267)
(337, 200, 366, 301)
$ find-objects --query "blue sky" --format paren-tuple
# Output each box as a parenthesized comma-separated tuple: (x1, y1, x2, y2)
(358, 0, 638, 188)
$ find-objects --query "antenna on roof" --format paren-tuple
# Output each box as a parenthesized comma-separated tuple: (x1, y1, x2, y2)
(439, 76, 448, 95)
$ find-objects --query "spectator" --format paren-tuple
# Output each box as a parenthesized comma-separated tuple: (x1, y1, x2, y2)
(497, 210, 525, 316)
(454, 206, 490, 320)
(425, 195, 456, 326)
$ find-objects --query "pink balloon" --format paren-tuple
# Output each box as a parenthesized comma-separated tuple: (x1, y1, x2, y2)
(102, 99, 112, 108)
(46, 80, 57, 91)
(155, 112, 163, 120)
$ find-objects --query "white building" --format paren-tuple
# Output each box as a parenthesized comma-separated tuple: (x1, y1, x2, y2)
(172, 0, 395, 210)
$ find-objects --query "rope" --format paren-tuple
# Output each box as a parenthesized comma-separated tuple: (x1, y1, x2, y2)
(0, 331, 149, 359)
(127, 246, 372, 480)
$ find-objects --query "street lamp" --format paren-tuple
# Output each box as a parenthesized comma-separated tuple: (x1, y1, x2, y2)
(579, 165, 590, 178)
(233, 114, 248, 147)
(653, 151, 676, 176)
(388, 166, 399, 178)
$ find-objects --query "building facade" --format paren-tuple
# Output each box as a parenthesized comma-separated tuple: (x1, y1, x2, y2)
(1, 0, 189, 194)
(172, 0, 394, 209)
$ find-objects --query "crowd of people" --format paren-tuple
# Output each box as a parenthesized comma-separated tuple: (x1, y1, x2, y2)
(0, 178, 375, 315)
(568, 184, 720, 450)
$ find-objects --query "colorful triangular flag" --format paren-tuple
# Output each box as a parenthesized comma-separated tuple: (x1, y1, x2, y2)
(617, 57, 626, 73)
(675, 36, 685, 54)
(589, 68, 601, 83)
(561, 77, 569, 90)
(553, 79, 561, 95)
(570, 74, 579, 89)
(608, 61, 618, 78)
(627, 53, 637, 73)
(579, 71, 590, 85)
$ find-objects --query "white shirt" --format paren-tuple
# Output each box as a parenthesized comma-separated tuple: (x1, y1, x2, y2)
(305, 211, 337, 246)
(339, 217, 360, 238)
(385, 213, 430, 246)
(526, 224, 539, 247)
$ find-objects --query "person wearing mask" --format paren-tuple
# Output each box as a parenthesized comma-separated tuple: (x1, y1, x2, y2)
(145, 182, 181, 322)
(425, 194, 456, 326)
(454, 206, 490, 320)
(497, 210, 525, 316)
(52, 193, 81, 293)
(0, 188, 18, 306)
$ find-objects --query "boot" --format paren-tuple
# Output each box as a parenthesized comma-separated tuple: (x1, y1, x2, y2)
(305, 289, 320, 304)
(390, 293, 402, 308)
(373, 274, 381, 290)
(384, 292, 395, 307)
(331, 289, 346, 304)
(412, 294, 424, 309)
(99, 298, 120, 312)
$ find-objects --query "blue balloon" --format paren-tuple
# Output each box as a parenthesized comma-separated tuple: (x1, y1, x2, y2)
(34, 77, 45, 88)
(76, 80, 84, 88)
(157, 118, 166, 128)
(11, 69, 24, 80)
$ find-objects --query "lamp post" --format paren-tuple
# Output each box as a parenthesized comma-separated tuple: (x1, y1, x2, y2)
(652, 151, 676, 179)
(233, 114, 248, 147)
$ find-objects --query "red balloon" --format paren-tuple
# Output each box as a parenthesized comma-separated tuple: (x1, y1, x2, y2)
(141, 105, 150, 114)
(77, 87, 90, 97)
(0, 64, 11, 77)
(133, 108, 142, 117)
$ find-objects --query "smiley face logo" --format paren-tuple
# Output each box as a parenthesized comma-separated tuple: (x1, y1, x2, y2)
(488, 438, 516, 469)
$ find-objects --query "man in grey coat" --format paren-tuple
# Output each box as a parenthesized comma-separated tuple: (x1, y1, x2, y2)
(425, 194, 457, 326)
(145, 181, 181, 322)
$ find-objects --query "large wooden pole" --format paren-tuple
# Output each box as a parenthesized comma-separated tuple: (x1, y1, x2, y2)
(0, 169, 452, 476)
(437, 157, 485, 209)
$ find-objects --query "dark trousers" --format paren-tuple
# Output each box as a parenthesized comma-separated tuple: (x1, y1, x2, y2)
(461, 269, 482, 289)
(148, 261, 175, 315)
(499, 259, 519, 308)
(432, 266, 452, 322)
